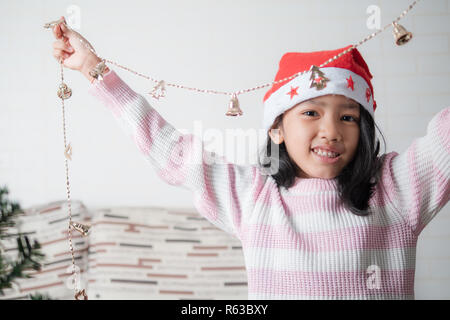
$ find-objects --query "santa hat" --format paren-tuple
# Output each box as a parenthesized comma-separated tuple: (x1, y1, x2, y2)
(262, 45, 377, 132)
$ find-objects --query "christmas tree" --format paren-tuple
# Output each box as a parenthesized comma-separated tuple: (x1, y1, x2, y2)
(0, 185, 51, 299)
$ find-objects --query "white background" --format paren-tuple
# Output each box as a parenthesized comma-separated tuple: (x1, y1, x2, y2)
(0, 0, 449, 299)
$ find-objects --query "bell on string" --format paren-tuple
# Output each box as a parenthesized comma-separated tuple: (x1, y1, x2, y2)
(70, 221, 91, 237)
(226, 94, 243, 116)
(75, 289, 88, 300)
(57, 82, 72, 100)
(392, 22, 413, 46)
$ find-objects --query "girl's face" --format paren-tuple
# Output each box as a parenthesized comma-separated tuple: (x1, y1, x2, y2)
(269, 94, 360, 179)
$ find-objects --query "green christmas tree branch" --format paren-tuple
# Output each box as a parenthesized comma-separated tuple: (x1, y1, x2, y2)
(0, 186, 51, 299)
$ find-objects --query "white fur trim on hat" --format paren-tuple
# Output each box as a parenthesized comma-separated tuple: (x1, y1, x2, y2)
(262, 67, 374, 132)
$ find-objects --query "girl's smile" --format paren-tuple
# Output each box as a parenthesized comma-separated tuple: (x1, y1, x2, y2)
(311, 147, 342, 164)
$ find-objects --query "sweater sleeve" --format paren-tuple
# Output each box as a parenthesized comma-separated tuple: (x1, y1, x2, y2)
(88, 69, 267, 239)
(380, 106, 450, 236)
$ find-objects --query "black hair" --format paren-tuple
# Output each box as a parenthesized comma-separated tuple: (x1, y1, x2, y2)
(257, 104, 386, 216)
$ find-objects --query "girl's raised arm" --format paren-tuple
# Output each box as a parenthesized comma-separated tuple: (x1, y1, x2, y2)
(380, 107, 450, 236)
(88, 70, 268, 239)
(50, 18, 268, 239)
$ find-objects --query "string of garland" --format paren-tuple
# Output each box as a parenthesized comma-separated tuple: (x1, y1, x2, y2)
(45, 0, 419, 116)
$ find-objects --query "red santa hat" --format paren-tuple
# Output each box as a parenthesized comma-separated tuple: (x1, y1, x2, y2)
(263, 45, 377, 132)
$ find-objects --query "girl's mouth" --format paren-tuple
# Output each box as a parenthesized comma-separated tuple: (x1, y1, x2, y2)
(311, 148, 341, 164)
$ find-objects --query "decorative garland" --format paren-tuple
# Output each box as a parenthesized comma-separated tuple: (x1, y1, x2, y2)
(43, 0, 420, 300)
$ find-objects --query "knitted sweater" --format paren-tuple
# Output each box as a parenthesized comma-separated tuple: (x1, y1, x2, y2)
(88, 69, 450, 300)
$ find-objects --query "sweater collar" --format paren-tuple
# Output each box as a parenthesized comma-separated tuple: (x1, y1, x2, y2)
(287, 176, 339, 192)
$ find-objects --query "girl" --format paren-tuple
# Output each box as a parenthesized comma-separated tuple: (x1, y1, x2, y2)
(51, 19, 449, 300)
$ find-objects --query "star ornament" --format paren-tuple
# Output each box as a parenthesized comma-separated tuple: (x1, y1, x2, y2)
(150, 80, 166, 100)
(366, 88, 372, 102)
(287, 86, 299, 99)
(346, 76, 354, 91)
(64, 143, 73, 161)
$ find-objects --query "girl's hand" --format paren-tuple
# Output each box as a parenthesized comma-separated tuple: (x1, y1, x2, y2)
(51, 16, 102, 80)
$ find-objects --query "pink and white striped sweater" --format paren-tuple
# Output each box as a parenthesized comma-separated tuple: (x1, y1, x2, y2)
(88, 69, 450, 300)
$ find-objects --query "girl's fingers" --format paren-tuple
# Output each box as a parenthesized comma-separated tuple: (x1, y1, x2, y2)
(53, 23, 62, 39)
(53, 49, 70, 61)
(52, 21, 68, 39)
(53, 48, 62, 60)
(60, 22, 70, 35)
(53, 15, 71, 39)
(51, 17, 72, 63)
(52, 39, 74, 52)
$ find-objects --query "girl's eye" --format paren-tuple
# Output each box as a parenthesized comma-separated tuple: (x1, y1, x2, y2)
(301, 112, 359, 122)
(303, 111, 318, 117)
(342, 115, 358, 122)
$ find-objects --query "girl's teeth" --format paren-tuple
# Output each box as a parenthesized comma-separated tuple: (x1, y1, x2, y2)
(313, 148, 338, 158)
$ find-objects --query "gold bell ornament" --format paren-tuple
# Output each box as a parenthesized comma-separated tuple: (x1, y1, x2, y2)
(75, 289, 88, 300)
(70, 221, 91, 237)
(57, 82, 72, 100)
(226, 93, 243, 116)
(392, 22, 413, 46)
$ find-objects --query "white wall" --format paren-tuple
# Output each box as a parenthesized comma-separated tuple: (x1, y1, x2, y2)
(0, 0, 449, 299)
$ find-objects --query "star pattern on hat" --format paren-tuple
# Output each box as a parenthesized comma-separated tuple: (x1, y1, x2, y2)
(366, 88, 371, 102)
(346, 76, 354, 91)
(287, 86, 299, 99)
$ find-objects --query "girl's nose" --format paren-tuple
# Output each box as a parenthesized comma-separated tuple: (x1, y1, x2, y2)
(319, 118, 342, 142)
